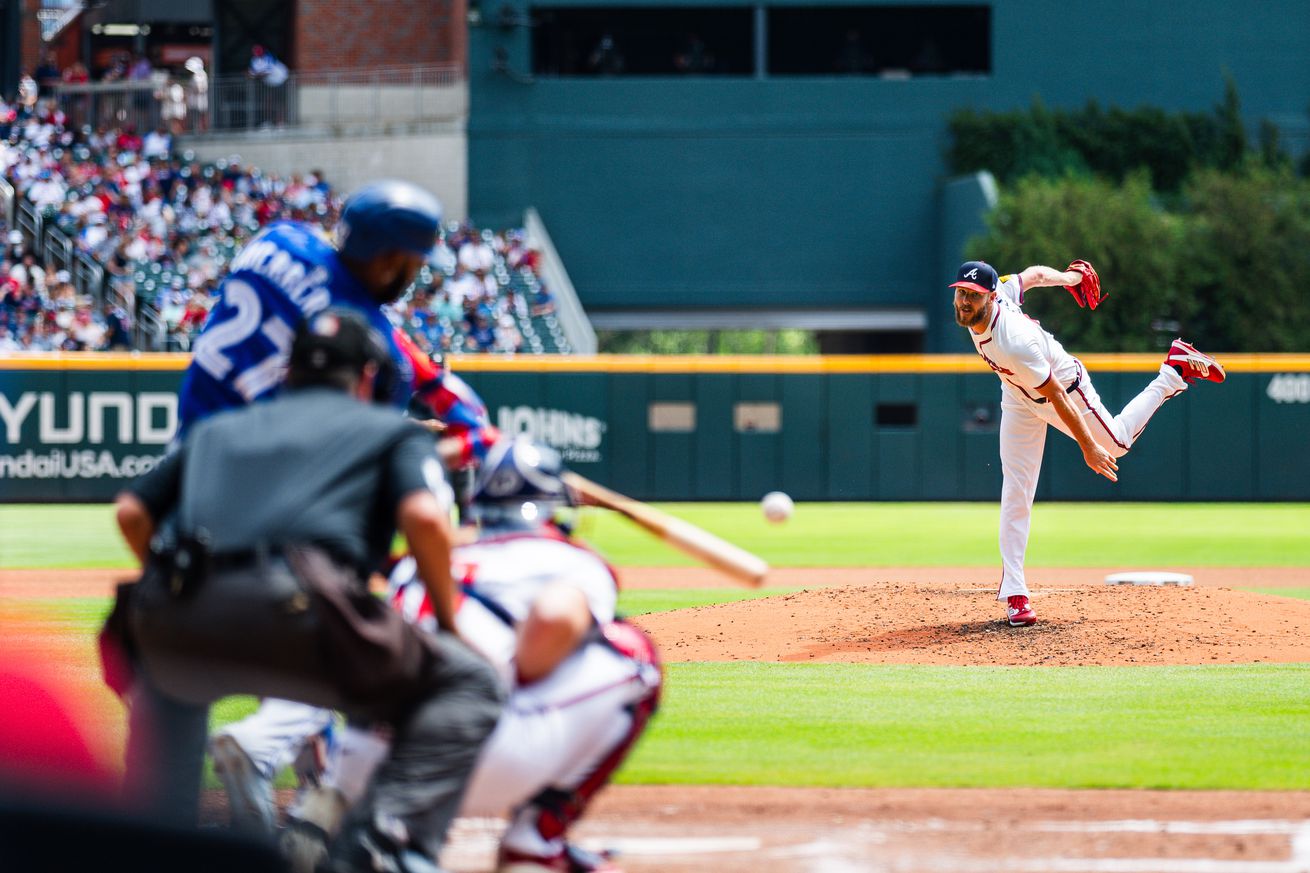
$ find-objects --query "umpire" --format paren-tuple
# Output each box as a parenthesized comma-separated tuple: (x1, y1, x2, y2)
(110, 309, 503, 872)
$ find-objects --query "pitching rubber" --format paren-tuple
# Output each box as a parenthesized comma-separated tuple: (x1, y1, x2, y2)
(1104, 571, 1194, 586)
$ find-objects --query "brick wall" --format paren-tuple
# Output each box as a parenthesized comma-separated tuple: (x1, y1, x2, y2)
(20, 0, 42, 76)
(294, 0, 466, 72)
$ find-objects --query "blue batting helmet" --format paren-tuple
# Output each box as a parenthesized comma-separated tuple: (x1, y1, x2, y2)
(336, 180, 443, 262)
(471, 437, 574, 528)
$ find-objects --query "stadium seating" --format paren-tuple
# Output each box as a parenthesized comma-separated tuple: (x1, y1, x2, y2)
(2, 97, 564, 355)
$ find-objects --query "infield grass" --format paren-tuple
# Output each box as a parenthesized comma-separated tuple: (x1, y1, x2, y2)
(199, 662, 1310, 791)
(194, 664, 1310, 790)
(1246, 587, 1310, 601)
(619, 662, 1310, 790)
(617, 587, 799, 615)
(5, 502, 1310, 569)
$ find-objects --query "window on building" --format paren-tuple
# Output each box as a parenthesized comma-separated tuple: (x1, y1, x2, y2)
(767, 5, 990, 76)
(875, 403, 917, 428)
(532, 7, 754, 76)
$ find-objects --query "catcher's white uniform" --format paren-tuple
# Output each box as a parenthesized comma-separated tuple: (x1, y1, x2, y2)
(335, 529, 661, 861)
(972, 274, 1189, 602)
(214, 528, 660, 864)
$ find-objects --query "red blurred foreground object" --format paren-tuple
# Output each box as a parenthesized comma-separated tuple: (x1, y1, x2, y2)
(0, 648, 116, 802)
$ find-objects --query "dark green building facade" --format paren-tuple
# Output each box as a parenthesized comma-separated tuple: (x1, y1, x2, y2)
(467, 0, 1310, 350)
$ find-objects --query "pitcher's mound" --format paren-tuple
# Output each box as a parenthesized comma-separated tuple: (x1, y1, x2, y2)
(633, 583, 1310, 666)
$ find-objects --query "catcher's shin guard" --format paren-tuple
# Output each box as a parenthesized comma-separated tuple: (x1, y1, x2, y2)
(281, 785, 349, 873)
(525, 692, 659, 844)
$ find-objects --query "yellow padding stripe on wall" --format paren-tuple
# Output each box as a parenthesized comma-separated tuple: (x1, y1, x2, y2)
(3, 353, 1310, 374)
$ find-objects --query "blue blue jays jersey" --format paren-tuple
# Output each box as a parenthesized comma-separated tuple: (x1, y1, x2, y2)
(176, 222, 414, 434)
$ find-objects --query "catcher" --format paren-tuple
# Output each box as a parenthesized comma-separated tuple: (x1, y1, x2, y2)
(950, 259, 1225, 627)
(281, 437, 661, 873)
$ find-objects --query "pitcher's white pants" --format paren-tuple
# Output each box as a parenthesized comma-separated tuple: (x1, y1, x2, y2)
(997, 363, 1188, 601)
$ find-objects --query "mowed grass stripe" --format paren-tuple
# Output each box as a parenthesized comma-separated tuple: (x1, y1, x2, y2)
(620, 662, 1310, 790)
(19, 588, 1304, 620)
(6, 502, 1310, 569)
(582, 503, 1310, 567)
(0, 505, 138, 568)
(618, 587, 797, 615)
(1243, 588, 1310, 601)
(622, 587, 1310, 613)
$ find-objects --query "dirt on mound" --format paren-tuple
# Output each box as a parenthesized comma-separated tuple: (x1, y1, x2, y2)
(5, 567, 1310, 667)
(633, 583, 1310, 666)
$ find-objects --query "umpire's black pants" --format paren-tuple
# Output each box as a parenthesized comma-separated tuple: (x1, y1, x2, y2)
(123, 547, 504, 859)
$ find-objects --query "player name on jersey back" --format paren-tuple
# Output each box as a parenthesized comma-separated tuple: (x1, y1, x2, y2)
(227, 228, 334, 315)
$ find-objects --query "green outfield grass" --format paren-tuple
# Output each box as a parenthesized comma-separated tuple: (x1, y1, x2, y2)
(4, 502, 1310, 569)
(16, 594, 1310, 791)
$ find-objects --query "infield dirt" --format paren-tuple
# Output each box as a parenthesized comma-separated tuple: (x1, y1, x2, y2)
(632, 581, 1310, 666)
(8, 565, 1309, 667)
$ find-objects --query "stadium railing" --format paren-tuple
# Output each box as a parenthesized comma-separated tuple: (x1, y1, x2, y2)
(524, 208, 596, 355)
(8, 194, 116, 332)
(50, 64, 465, 136)
(0, 176, 13, 229)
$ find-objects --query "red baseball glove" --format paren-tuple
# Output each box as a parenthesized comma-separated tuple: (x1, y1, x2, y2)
(1064, 260, 1107, 310)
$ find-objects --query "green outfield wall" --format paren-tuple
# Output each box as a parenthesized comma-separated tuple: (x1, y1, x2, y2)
(3, 354, 1309, 502)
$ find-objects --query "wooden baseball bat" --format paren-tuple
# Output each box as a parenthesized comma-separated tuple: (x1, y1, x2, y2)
(562, 471, 769, 587)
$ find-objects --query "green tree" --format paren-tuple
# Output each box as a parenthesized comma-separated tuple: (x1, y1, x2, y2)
(969, 173, 1187, 352)
(947, 78, 1290, 194)
(1176, 167, 1310, 351)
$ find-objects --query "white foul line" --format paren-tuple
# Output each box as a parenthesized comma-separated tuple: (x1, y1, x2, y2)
(1034, 820, 1310, 836)
(584, 836, 763, 856)
(450, 817, 1310, 873)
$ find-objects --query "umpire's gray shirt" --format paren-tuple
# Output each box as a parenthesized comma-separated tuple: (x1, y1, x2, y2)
(130, 387, 442, 574)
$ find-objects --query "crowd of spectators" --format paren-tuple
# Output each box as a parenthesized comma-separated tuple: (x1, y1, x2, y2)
(1, 92, 333, 350)
(1, 223, 132, 351)
(1, 89, 556, 355)
(391, 227, 556, 357)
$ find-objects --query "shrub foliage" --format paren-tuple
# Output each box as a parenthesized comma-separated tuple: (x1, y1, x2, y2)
(954, 84, 1310, 351)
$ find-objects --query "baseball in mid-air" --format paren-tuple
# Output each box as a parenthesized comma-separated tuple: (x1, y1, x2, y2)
(761, 491, 794, 523)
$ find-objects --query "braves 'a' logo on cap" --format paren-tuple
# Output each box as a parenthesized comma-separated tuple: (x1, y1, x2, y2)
(964, 268, 979, 280)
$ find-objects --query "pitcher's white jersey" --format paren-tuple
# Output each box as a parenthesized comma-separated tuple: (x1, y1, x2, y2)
(969, 274, 1080, 401)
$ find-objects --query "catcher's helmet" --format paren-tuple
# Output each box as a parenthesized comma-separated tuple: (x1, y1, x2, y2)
(336, 180, 443, 262)
(471, 436, 573, 528)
